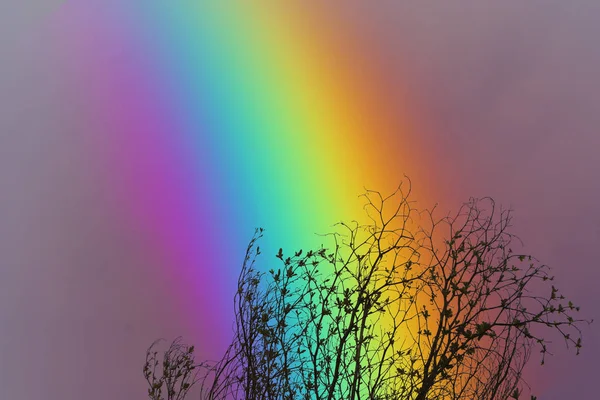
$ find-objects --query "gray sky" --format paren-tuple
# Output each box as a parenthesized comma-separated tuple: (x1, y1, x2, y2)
(1, 2, 598, 399)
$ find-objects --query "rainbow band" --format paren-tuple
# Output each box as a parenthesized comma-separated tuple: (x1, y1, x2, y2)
(49, 2, 421, 353)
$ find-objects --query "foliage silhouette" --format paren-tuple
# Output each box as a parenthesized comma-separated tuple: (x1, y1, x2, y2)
(144, 182, 588, 400)
(144, 337, 204, 400)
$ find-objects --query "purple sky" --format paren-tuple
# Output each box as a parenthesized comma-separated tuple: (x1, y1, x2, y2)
(1, 2, 598, 399)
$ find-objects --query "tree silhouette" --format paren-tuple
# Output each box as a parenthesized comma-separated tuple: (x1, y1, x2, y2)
(143, 337, 205, 400)
(144, 182, 589, 400)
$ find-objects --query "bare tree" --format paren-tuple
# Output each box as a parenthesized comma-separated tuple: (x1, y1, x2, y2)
(144, 181, 589, 400)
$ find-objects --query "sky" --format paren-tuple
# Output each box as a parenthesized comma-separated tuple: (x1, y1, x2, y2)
(0, 1, 598, 399)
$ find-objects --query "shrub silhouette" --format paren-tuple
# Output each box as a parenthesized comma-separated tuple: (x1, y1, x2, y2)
(144, 182, 588, 400)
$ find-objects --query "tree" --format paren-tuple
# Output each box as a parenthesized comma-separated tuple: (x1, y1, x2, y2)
(144, 182, 589, 400)
(143, 337, 204, 400)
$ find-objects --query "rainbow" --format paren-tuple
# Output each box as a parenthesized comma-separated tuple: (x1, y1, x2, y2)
(48, 2, 427, 356)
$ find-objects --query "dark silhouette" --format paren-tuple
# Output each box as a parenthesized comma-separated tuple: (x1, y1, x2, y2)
(144, 182, 589, 400)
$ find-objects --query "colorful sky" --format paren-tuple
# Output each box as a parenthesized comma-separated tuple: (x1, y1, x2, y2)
(1, 1, 598, 399)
